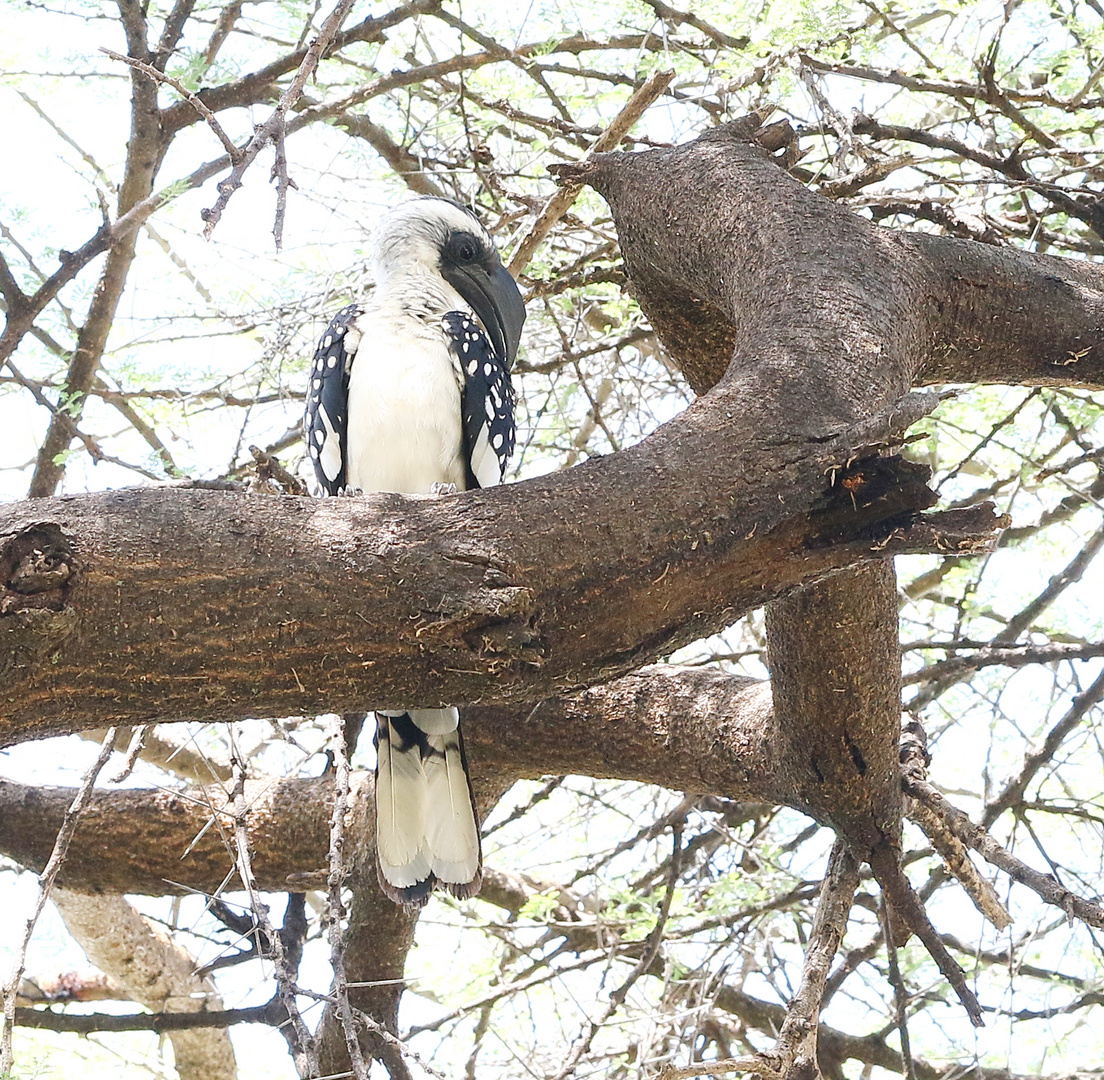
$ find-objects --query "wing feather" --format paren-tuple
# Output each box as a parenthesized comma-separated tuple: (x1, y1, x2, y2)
(304, 303, 361, 495)
(442, 311, 516, 490)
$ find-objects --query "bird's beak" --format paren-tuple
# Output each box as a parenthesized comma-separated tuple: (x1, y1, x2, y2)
(444, 261, 526, 367)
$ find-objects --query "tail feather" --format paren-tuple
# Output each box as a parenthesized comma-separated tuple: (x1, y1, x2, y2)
(374, 718, 431, 892)
(373, 709, 482, 905)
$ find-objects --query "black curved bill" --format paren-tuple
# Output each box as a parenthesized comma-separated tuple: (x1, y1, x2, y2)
(443, 261, 526, 367)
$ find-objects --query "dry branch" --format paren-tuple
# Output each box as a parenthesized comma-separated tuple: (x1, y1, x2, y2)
(200, 0, 357, 243)
(0, 730, 117, 1072)
(51, 889, 237, 1080)
(507, 68, 675, 275)
(905, 776, 1104, 929)
(99, 47, 241, 161)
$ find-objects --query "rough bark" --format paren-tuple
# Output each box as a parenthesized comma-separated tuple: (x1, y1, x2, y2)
(8, 116, 1104, 1077)
(572, 120, 996, 1025)
(10, 119, 1092, 742)
(0, 417, 1001, 745)
(27, 0, 164, 498)
(52, 889, 237, 1080)
(766, 563, 902, 860)
(563, 124, 1104, 396)
(0, 663, 965, 896)
(0, 771, 343, 894)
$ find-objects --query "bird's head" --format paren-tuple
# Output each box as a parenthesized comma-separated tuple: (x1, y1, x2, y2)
(372, 197, 525, 367)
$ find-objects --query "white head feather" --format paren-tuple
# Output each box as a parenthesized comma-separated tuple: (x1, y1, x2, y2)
(372, 198, 494, 282)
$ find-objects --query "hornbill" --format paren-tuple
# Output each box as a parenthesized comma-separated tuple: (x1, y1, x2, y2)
(304, 197, 525, 905)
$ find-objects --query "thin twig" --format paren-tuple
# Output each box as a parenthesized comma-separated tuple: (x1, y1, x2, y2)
(108, 724, 148, 783)
(202, 0, 356, 241)
(983, 664, 1104, 827)
(772, 838, 859, 1071)
(507, 68, 675, 276)
(658, 1058, 782, 1080)
(228, 739, 320, 1076)
(99, 48, 241, 161)
(868, 844, 984, 1027)
(552, 821, 684, 1080)
(880, 896, 917, 1080)
(325, 716, 372, 1079)
(270, 124, 299, 251)
(1, 728, 118, 1073)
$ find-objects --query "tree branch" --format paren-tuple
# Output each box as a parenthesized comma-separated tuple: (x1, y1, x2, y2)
(200, 0, 356, 242)
(1, 411, 1005, 743)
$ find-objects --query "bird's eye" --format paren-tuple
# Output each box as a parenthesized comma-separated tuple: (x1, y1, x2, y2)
(449, 232, 481, 264)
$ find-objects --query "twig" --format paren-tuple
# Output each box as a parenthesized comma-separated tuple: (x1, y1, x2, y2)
(638, 0, 749, 50)
(1, 728, 118, 1073)
(227, 741, 319, 1076)
(983, 664, 1104, 827)
(508, 68, 675, 275)
(867, 845, 984, 1027)
(772, 838, 859, 1072)
(99, 48, 241, 161)
(201, 0, 356, 242)
(903, 640, 1104, 686)
(270, 124, 299, 251)
(350, 1006, 445, 1080)
(880, 896, 917, 1080)
(249, 444, 308, 495)
(325, 716, 372, 1079)
(108, 724, 148, 783)
(905, 776, 1104, 928)
(900, 719, 1011, 930)
(658, 1058, 782, 1080)
(553, 821, 684, 1080)
(908, 801, 1012, 930)
(15, 998, 284, 1033)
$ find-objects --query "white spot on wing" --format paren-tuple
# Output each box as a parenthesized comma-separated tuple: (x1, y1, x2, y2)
(470, 425, 500, 488)
(317, 405, 343, 482)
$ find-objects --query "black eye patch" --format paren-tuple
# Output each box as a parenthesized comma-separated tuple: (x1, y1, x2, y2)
(443, 230, 485, 265)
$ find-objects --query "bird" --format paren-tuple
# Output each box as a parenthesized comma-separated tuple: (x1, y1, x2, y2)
(304, 197, 525, 905)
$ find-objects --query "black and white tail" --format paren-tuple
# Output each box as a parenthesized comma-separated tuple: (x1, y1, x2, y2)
(373, 708, 482, 905)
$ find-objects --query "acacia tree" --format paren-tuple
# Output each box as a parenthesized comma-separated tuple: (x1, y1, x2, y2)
(2, 1, 1104, 1078)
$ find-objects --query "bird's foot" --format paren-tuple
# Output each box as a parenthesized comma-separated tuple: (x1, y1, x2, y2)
(337, 485, 364, 497)
(430, 482, 458, 496)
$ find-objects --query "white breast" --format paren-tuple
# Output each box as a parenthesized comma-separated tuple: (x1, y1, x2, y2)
(345, 308, 467, 495)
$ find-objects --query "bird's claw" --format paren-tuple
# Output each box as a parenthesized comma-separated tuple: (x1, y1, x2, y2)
(430, 482, 458, 496)
(337, 485, 364, 497)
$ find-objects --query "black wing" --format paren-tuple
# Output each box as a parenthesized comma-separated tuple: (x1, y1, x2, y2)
(443, 311, 516, 489)
(304, 304, 361, 495)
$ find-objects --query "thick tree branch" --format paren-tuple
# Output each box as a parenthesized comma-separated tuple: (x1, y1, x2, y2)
(27, 0, 164, 498)
(51, 889, 236, 1080)
(552, 119, 1104, 395)
(5, 664, 1096, 933)
(0, 429, 1000, 742)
